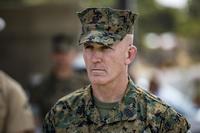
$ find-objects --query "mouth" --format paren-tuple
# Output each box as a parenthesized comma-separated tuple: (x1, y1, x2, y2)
(90, 68, 106, 74)
(91, 69, 105, 71)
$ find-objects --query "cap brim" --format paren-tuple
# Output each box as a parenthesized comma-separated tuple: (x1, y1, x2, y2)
(79, 30, 122, 46)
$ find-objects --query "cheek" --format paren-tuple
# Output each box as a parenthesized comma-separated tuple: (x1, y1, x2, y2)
(107, 55, 124, 70)
(112, 52, 126, 64)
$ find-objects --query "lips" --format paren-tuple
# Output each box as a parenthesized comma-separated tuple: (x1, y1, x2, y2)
(90, 68, 106, 74)
(91, 68, 105, 72)
(91, 68, 105, 71)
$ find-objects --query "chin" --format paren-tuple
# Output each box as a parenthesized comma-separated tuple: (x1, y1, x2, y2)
(89, 75, 109, 85)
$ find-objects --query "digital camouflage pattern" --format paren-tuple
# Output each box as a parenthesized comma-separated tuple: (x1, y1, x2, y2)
(78, 8, 137, 46)
(43, 79, 190, 133)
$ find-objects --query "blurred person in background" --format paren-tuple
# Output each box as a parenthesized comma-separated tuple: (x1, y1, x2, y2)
(44, 8, 190, 132)
(30, 33, 89, 121)
(0, 70, 35, 133)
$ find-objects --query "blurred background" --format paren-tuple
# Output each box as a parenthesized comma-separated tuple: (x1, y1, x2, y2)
(0, 0, 200, 132)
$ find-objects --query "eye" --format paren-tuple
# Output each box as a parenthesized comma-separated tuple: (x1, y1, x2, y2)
(101, 46, 113, 51)
(84, 45, 93, 49)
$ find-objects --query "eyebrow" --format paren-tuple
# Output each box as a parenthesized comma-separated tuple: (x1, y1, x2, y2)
(83, 42, 114, 48)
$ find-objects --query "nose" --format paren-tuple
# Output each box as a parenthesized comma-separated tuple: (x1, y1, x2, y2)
(91, 50, 102, 63)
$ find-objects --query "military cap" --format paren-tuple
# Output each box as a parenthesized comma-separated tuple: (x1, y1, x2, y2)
(77, 8, 137, 46)
(51, 33, 74, 53)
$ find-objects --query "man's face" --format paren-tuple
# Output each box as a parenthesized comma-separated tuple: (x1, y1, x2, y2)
(83, 36, 136, 85)
(52, 50, 75, 69)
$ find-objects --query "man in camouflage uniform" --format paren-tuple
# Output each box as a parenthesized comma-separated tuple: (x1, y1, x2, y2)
(43, 8, 190, 133)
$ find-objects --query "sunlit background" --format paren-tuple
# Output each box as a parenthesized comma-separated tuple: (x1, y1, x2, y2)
(0, 0, 200, 132)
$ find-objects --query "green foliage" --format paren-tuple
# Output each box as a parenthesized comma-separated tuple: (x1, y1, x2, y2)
(177, 18, 200, 38)
(138, 0, 200, 39)
(139, 8, 176, 33)
(188, 0, 200, 18)
(79, 0, 116, 8)
(137, 0, 158, 15)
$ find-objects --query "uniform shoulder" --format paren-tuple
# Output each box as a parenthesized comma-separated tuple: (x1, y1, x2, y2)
(0, 70, 25, 97)
(58, 86, 89, 106)
(0, 71, 20, 88)
(44, 85, 90, 130)
(133, 84, 169, 112)
(46, 85, 90, 117)
(133, 84, 190, 132)
(161, 106, 190, 132)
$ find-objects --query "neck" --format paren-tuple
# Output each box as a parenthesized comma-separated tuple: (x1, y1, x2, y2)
(53, 66, 73, 79)
(92, 73, 129, 103)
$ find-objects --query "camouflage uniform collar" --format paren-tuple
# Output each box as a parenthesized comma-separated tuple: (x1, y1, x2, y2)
(84, 77, 138, 125)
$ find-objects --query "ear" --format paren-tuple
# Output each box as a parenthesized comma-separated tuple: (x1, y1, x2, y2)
(125, 45, 137, 65)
